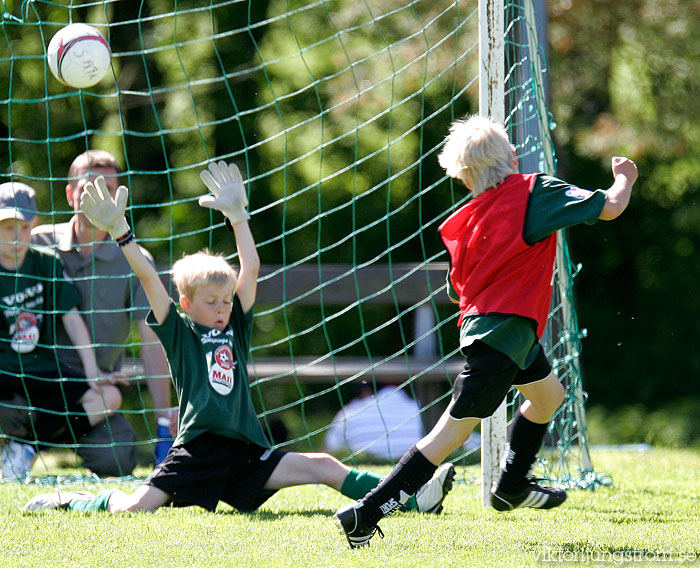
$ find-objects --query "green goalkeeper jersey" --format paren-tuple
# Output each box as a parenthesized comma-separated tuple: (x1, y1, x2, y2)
(147, 296, 270, 449)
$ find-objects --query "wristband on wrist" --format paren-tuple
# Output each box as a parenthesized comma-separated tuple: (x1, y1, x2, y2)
(116, 229, 135, 247)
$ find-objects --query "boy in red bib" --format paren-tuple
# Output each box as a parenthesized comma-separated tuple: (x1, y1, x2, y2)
(335, 115, 638, 547)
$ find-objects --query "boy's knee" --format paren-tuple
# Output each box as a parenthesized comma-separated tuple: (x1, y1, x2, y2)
(552, 380, 566, 407)
(323, 452, 352, 478)
(81, 384, 122, 412)
(316, 452, 343, 469)
(541, 382, 565, 418)
(102, 385, 122, 410)
(308, 453, 348, 487)
(298, 453, 344, 480)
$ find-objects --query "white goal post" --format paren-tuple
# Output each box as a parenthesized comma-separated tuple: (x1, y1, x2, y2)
(478, 0, 507, 507)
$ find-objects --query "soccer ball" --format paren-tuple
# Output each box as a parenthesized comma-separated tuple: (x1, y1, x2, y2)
(47, 23, 111, 89)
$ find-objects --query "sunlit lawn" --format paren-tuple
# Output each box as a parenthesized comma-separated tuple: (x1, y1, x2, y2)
(1, 448, 698, 567)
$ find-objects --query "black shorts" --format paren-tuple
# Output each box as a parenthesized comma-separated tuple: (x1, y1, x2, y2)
(32, 391, 92, 444)
(0, 375, 91, 443)
(449, 341, 552, 419)
(146, 432, 287, 512)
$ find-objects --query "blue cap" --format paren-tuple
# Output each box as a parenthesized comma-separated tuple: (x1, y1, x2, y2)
(0, 182, 38, 223)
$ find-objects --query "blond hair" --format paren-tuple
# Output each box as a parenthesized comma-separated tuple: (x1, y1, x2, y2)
(171, 250, 237, 299)
(437, 115, 518, 195)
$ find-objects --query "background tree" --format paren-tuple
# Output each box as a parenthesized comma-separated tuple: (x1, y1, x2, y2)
(548, 0, 700, 407)
(2, 0, 698, 421)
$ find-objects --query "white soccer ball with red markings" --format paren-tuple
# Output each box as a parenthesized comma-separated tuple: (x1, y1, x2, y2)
(47, 23, 111, 89)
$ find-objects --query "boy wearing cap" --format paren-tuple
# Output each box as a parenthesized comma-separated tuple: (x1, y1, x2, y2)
(0, 182, 121, 477)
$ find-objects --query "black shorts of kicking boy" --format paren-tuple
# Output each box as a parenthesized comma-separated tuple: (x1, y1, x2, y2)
(145, 432, 286, 512)
(448, 340, 552, 420)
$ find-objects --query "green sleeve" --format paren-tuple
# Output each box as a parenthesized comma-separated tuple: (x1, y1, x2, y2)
(129, 246, 156, 322)
(146, 301, 181, 356)
(523, 174, 608, 245)
(229, 295, 253, 357)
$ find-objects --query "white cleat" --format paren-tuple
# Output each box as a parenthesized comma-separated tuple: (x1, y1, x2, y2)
(415, 463, 456, 514)
(23, 491, 94, 512)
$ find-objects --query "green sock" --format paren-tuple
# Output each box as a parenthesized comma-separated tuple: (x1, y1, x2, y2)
(340, 469, 417, 511)
(68, 490, 117, 512)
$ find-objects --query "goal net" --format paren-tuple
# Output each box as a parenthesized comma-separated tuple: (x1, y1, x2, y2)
(0, 0, 601, 490)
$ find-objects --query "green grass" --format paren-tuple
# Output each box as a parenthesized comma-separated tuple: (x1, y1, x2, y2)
(1, 449, 698, 567)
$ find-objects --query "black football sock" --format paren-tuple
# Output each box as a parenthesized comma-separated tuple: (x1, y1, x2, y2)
(497, 408, 548, 494)
(358, 445, 437, 527)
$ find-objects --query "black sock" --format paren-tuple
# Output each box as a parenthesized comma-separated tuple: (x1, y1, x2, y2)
(359, 446, 437, 526)
(497, 408, 548, 494)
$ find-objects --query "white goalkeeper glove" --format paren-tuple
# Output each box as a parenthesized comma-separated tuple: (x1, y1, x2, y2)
(198, 161, 250, 225)
(80, 176, 130, 239)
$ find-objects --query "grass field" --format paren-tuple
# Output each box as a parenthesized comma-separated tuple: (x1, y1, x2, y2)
(1, 448, 698, 568)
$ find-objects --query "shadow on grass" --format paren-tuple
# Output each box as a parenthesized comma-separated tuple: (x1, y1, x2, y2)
(219, 508, 336, 518)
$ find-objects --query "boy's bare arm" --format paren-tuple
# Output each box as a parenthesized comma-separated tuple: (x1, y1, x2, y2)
(599, 156, 638, 220)
(61, 307, 100, 385)
(232, 221, 260, 313)
(198, 161, 258, 311)
(137, 320, 175, 430)
(79, 176, 171, 324)
(119, 239, 171, 324)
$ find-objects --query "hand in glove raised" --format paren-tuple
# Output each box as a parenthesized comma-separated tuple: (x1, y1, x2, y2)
(79, 176, 130, 239)
(199, 161, 249, 225)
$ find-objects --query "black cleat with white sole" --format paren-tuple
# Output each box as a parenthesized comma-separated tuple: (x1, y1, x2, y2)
(334, 503, 384, 549)
(490, 481, 566, 511)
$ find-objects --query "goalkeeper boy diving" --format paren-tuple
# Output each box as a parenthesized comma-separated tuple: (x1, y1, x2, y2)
(23, 161, 454, 515)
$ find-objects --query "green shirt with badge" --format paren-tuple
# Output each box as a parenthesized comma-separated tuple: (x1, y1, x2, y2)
(0, 246, 82, 379)
(446, 174, 607, 368)
(147, 295, 269, 449)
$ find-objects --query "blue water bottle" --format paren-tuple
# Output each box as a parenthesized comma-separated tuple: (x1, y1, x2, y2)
(154, 417, 173, 465)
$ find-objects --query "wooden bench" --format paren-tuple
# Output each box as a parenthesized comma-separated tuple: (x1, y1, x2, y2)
(249, 263, 463, 431)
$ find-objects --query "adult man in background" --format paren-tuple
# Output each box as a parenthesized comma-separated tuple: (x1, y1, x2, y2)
(32, 150, 174, 476)
(0, 181, 122, 478)
(325, 382, 423, 460)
